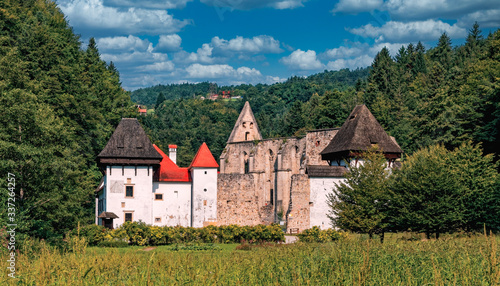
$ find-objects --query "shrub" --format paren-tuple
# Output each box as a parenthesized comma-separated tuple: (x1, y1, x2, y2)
(67, 224, 107, 246)
(298, 226, 345, 243)
(97, 240, 129, 248)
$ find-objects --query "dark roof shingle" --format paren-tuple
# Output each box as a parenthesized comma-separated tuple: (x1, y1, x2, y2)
(306, 165, 347, 177)
(97, 118, 162, 161)
(320, 105, 402, 160)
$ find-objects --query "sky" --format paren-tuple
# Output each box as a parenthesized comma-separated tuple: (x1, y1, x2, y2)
(55, 0, 500, 91)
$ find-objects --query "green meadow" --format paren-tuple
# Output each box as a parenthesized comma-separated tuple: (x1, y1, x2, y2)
(3, 233, 499, 285)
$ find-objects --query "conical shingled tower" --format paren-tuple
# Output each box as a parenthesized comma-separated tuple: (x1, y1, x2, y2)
(320, 104, 402, 163)
(227, 101, 262, 143)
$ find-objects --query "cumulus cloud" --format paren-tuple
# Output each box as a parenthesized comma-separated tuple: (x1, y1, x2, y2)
(332, 0, 383, 14)
(174, 44, 216, 64)
(349, 20, 466, 43)
(385, 0, 498, 21)
(326, 55, 374, 71)
(102, 0, 192, 9)
(458, 9, 500, 28)
(323, 42, 409, 70)
(211, 35, 283, 55)
(200, 0, 307, 10)
(58, 0, 190, 36)
(280, 49, 324, 70)
(185, 63, 262, 79)
(331, 0, 498, 23)
(155, 34, 182, 52)
(96, 35, 150, 52)
(138, 61, 175, 72)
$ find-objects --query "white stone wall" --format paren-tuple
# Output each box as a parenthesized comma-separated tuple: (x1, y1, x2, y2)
(152, 182, 191, 227)
(309, 177, 345, 230)
(104, 165, 154, 228)
(191, 168, 218, 227)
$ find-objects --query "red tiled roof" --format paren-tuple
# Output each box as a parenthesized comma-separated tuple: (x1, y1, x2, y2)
(168, 144, 177, 148)
(153, 145, 191, 182)
(189, 143, 219, 168)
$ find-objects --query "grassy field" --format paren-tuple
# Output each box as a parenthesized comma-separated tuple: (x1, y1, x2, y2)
(2, 233, 499, 285)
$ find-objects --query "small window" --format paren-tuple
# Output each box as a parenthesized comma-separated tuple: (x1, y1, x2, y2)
(204, 188, 207, 192)
(124, 212, 133, 222)
(121, 202, 125, 208)
(155, 194, 163, 201)
(155, 217, 161, 223)
(203, 200, 207, 206)
(125, 186, 134, 197)
(204, 171, 207, 174)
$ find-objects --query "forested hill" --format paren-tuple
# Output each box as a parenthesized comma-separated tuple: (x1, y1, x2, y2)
(0, 0, 136, 240)
(142, 25, 500, 167)
(130, 68, 370, 107)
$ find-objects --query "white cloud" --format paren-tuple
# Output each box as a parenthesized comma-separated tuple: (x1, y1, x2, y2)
(280, 49, 324, 70)
(331, 0, 498, 22)
(96, 35, 150, 52)
(385, 0, 498, 21)
(138, 61, 175, 72)
(323, 46, 365, 59)
(323, 42, 409, 70)
(200, 0, 307, 10)
(58, 0, 190, 36)
(102, 0, 192, 9)
(211, 35, 283, 55)
(156, 34, 182, 52)
(332, 0, 383, 14)
(326, 55, 374, 71)
(174, 44, 215, 64)
(185, 64, 262, 79)
(458, 9, 500, 28)
(349, 20, 466, 42)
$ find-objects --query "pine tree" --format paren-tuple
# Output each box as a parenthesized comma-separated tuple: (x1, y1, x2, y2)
(327, 148, 391, 242)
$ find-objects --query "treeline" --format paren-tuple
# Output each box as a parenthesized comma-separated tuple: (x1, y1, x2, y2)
(131, 68, 370, 108)
(330, 142, 500, 240)
(0, 0, 136, 241)
(144, 25, 500, 167)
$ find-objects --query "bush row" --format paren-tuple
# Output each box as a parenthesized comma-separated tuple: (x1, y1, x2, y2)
(297, 226, 347, 242)
(68, 222, 285, 246)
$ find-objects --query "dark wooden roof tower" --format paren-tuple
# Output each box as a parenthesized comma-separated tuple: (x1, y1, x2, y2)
(320, 105, 402, 162)
(97, 118, 163, 166)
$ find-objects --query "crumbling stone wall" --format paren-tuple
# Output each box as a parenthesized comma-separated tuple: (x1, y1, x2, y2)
(286, 174, 310, 233)
(218, 129, 339, 230)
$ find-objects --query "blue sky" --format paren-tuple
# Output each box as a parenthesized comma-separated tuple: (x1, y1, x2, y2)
(55, 0, 500, 90)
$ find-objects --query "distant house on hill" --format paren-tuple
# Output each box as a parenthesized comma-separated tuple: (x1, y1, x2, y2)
(95, 118, 218, 229)
(136, 105, 147, 116)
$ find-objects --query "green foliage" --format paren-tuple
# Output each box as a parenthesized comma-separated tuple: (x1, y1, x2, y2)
(4, 234, 500, 285)
(0, 0, 135, 241)
(327, 148, 392, 238)
(297, 226, 346, 242)
(67, 224, 108, 246)
(390, 142, 500, 237)
(75, 222, 285, 246)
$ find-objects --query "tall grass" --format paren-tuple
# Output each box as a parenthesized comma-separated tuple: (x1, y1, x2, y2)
(2, 234, 499, 285)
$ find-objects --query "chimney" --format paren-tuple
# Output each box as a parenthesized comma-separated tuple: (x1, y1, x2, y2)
(168, 145, 177, 164)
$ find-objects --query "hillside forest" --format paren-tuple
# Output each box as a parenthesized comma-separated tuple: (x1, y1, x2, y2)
(0, 0, 499, 241)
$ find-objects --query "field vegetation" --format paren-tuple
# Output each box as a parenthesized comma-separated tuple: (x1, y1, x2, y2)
(2, 232, 499, 285)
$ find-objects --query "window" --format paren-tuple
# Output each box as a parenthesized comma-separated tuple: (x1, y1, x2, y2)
(155, 217, 161, 223)
(245, 132, 250, 141)
(204, 188, 207, 192)
(204, 171, 207, 174)
(124, 212, 133, 222)
(155, 193, 163, 201)
(125, 186, 134, 197)
(270, 189, 274, 205)
(121, 202, 125, 208)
